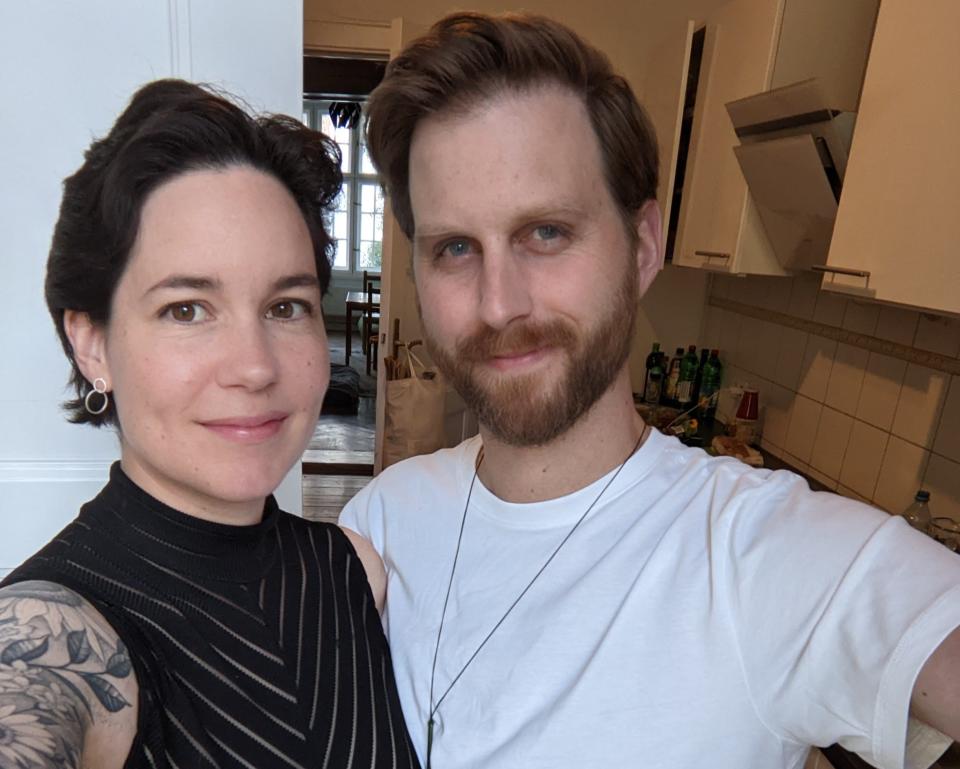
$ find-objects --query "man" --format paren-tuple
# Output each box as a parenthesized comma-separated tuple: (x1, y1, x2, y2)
(340, 12, 960, 769)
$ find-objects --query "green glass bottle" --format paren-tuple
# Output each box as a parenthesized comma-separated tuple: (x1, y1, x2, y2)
(698, 349, 723, 425)
(662, 346, 684, 405)
(675, 345, 699, 408)
(643, 342, 664, 405)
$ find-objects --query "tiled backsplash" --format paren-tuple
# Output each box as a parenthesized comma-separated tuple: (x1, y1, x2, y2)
(702, 272, 960, 522)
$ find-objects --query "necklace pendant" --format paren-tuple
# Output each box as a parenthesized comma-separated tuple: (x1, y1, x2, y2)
(426, 717, 435, 769)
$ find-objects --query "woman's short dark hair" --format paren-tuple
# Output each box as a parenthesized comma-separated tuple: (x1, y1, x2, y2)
(364, 11, 659, 243)
(46, 78, 342, 427)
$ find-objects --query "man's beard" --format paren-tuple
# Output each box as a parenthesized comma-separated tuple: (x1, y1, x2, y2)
(424, 267, 639, 447)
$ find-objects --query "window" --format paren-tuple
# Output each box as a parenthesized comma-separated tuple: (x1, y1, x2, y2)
(303, 99, 384, 274)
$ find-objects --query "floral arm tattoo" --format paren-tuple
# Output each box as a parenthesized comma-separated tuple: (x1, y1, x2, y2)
(0, 580, 133, 768)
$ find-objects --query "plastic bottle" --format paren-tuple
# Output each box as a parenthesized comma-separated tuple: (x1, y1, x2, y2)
(901, 490, 932, 533)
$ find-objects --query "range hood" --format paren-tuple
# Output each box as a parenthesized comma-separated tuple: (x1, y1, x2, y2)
(726, 79, 856, 271)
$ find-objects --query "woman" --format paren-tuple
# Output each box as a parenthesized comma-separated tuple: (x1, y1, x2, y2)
(0, 80, 419, 769)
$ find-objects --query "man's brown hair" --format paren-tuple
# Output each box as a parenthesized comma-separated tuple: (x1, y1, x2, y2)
(364, 11, 659, 241)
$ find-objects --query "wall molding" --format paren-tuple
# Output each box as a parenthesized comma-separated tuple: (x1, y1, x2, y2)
(710, 296, 960, 376)
(0, 460, 113, 483)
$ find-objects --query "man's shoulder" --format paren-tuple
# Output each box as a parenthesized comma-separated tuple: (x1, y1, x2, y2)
(0, 580, 138, 768)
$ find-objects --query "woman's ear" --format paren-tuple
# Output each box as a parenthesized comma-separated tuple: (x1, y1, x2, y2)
(63, 310, 111, 387)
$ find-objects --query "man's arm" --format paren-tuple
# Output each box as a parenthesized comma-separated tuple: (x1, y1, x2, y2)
(0, 580, 137, 768)
(912, 625, 960, 741)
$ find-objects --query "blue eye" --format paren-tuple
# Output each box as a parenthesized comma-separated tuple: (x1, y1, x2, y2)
(438, 238, 474, 259)
(533, 224, 561, 240)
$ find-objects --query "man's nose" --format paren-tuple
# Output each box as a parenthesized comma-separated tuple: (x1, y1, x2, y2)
(477, 244, 533, 330)
(216, 320, 279, 391)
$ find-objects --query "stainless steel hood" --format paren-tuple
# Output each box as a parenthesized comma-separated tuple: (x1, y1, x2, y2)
(726, 79, 856, 271)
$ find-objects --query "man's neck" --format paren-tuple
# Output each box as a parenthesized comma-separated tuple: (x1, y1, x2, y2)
(476, 370, 648, 503)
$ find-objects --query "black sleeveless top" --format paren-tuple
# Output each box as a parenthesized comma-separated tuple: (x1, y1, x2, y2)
(2, 464, 420, 769)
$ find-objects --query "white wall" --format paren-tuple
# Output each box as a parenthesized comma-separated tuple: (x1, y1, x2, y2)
(0, 0, 304, 577)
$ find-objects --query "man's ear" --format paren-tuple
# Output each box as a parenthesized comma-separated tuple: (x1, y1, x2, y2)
(633, 199, 664, 297)
(63, 310, 111, 388)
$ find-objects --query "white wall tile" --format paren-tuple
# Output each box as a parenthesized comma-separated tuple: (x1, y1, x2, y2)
(782, 452, 811, 475)
(856, 353, 906, 432)
(810, 407, 853, 480)
(874, 306, 919, 346)
(806, 466, 839, 491)
(761, 382, 794, 449)
(914, 313, 960, 358)
(784, 395, 822, 464)
(788, 274, 820, 320)
(814, 291, 847, 328)
(753, 320, 782, 382)
(719, 312, 742, 369)
(873, 436, 930, 514)
(842, 301, 880, 336)
(736, 316, 762, 375)
(932, 375, 960, 464)
(837, 484, 869, 504)
(839, 420, 889, 500)
(797, 336, 837, 402)
(701, 307, 724, 352)
(824, 343, 868, 416)
(773, 328, 808, 391)
(923, 454, 960, 523)
(891, 364, 950, 449)
(710, 274, 733, 300)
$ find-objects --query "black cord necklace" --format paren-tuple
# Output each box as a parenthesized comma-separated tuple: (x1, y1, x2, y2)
(425, 428, 648, 768)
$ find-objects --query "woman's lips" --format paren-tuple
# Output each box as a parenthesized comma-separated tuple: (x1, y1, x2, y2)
(200, 413, 288, 443)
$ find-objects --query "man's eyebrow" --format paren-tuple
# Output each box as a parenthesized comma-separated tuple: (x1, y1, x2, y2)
(414, 205, 588, 245)
(143, 275, 221, 297)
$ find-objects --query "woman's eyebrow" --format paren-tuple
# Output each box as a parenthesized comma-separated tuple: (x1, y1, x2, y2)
(143, 275, 221, 297)
(272, 273, 320, 292)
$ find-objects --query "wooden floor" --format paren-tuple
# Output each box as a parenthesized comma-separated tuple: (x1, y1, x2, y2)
(302, 329, 376, 523)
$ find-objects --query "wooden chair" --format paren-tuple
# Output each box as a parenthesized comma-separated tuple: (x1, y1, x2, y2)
(362, 271, 381, 375)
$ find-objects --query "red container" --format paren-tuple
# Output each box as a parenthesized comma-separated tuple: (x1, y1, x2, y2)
(736, 388, 759, 421)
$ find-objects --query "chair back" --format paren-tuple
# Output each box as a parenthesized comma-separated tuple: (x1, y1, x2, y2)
(362, 270, 381, 302)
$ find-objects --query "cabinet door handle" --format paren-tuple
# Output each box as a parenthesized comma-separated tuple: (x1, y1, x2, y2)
(694, 250, 731, 260)
(811, 265, 871, 278)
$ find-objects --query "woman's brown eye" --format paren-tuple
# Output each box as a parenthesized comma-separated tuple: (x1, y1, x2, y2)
(272, 302, 293, 319)
(171, 304, 195, 322)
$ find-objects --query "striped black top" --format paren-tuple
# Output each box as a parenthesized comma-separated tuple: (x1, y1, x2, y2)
(3, 463, 419, 769)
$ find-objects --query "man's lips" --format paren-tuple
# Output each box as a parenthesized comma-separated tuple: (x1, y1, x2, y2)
(486, 346, 551, 371)
(200, 413, 288, 443)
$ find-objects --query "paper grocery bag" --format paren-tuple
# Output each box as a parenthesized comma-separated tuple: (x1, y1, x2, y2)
(382, 345, 447, 468)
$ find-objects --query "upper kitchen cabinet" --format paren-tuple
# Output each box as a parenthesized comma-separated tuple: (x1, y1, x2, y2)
(670, 0, 878, 276)
(819, 0, 960, 317)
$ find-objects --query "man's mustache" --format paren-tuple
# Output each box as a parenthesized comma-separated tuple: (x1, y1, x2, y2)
(456, 320, 578, 362)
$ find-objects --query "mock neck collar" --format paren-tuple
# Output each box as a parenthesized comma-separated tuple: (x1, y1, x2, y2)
(81, 462, 281, 583)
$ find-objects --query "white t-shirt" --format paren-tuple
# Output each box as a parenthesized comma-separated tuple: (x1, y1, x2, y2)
(340, 430, 960, 769)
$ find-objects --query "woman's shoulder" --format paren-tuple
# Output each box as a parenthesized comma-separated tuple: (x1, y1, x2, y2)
(0, 579, 138, 768)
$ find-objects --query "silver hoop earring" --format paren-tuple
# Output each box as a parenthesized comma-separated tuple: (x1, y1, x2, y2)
(84, 377, 110, 416)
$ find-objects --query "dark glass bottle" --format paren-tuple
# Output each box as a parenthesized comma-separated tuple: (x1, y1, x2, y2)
(676, 345, 699, 408)
(698, 349, 723, 425)
(644, 342, 665, 405)
(662, 346, 684, 405)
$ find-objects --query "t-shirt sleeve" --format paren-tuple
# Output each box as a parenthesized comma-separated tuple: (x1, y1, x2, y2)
(720, 470, 960, 769)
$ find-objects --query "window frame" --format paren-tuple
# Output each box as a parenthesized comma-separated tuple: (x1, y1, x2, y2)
(303, 98, 382, 277)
